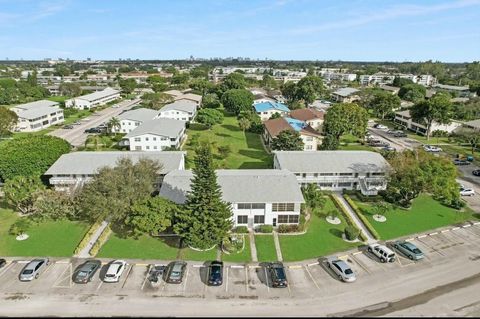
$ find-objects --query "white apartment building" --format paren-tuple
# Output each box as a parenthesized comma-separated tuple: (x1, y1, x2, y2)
(115, 108, 159, 133)
(394, 110, 463, 135)
(160, 169, 305, 229)
(273, 151, 391, 196)
(359, 73, 396, 86)
(263, 117, 323, 151)
(65, 87, 121, 109)
(158, 100, 197, 122)
(123, 118, 186, 151)
(45, 151, 185, 193)
(331, 88, 360, 103)
(320, 71, 357, 82)
(12, 100, 64, 132)
(253, 101, 290, 121)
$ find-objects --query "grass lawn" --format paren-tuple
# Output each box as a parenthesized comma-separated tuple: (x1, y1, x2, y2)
(0, 208, 89, 257)
(179, 247, 218, 261)
(279, 198, 359, 262)
(184, 109, 272, 169)
(221, 235, 251, 263)
(97, 234, 181, 260)
(353, 194, 479, 240)
(339, 144, 377, 151)
(254, 235, 278, 262)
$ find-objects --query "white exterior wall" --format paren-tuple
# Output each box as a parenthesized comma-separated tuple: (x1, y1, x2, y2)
(117, 119, 144, 133)
(231, 202, 301, 228)
(158, 108, 196, 122)
(306, 118, 324, 131)
(65, 92, 120, 109)
(257, 109, 288, 121)
(394, 114, 463, 135)
(301, 134, 320, 151)
(15, 109, 64, 132)
(128, 131, 185, 151)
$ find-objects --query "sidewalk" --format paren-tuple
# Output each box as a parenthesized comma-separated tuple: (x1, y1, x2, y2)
(249, 231, 258, 262)
(273, 231, 283, 262)
(75, 221, 109, 258)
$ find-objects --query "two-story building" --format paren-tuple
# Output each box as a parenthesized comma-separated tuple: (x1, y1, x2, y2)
(12, 100, 64, 132)
(44, 151, 186, 193)
(159, 169, 305, 229)
(289, 108, 324, 131)
(331, 88, 360, 103)
(394, 110, 463, 136)
(254, 101, 290, 121)
(264, 117, 323, 151)
(158, 100, 198, 122)
(273, 151, 391, 196)
(115, 108, 159, 133)
(65, 87, 121, 109)
(123, 118, 186, 151)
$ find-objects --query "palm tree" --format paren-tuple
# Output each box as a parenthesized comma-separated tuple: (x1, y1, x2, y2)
(238, 118, 251, 132)
(107, 117, 121, 136)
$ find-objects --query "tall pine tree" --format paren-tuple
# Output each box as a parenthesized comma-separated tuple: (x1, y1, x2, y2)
(174, 144, 233, 250)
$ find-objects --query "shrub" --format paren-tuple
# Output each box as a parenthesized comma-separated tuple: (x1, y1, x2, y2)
(256, 225, 273, 233)
(73, 221, 101, 255)
(345, 225, 360, 241)
(89, 226, 112, 256)
(9, 218, 31, 236)
(232, 226, 249, 234)
(344, 195, 381, 240)
(277, 224, 300, 233)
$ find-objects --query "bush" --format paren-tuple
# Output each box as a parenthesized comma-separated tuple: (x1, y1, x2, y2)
(89, 226, 112, 256)
(9, 218, 32, 236)
(232, 226, 249, 233)
(256, 225, 273, 233)
(277, 224, 300, 233)
(330, 194, 367, 241)
(345, 225, 360, 241)
(344, 195, 381, 240)
(73, 221, 101, 255)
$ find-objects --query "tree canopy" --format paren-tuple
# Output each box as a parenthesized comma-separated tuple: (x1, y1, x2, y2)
(221, 89, 254, 115)
(196, 108, 224, 128)
(271, 130, 304, 151)
(0, 107, 18, 137)
(410, 92, 453, 140)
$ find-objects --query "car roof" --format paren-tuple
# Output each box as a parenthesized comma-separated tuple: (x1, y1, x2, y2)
(332, 259, 351, 271)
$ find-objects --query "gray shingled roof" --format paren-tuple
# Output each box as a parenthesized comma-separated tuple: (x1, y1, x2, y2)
(13, 100, 62, 120)
(273, 151, 390, 173)
(124, 118, 185, 138)
(175, 93, 202, 102)
(45, 151, 185, 175)
(160, 100, 197, 113)
(117, 108, 159, 122)
(159, 169, 305, 204)
(76, 87, 120, 102)
(13, 100, 59, 110)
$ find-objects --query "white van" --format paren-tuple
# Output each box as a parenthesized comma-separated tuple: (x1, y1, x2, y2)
(367, 243, 396, 263)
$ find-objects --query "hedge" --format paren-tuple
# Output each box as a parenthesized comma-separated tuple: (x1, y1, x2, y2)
(89, 225, 112, 256)
(256, 225, 273, 233)
(232, 226, 249, 233)
(344, 195, 381, 240)
(73, 221, 101, 255)
(330, 194, 367, 242)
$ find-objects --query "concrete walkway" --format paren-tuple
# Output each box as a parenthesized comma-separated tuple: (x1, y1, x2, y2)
(75, 221, 109, 258)
(249, 232, 258, 262)
(333, 193, 376, 244)
(273, 231, 283, 262)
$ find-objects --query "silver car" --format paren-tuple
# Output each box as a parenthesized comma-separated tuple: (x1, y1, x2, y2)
(392, 240, 424, 260)
(326, 256, 356, 282)
(19, 258, 49, 281)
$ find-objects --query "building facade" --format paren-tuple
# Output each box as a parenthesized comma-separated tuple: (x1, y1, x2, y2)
(115, 108, 159, 133)
(65, 87, 121, 109)
(158, 100, 198, 122)
(123, 118, 186, 151)
(263, 117, 323, 151)
(12, 100, 64, 132)
(394, 110, 463, 135)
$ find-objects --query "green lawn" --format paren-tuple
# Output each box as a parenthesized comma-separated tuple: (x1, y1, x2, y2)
(254, 235, 278, 262)
(0, 208, 89, 257)
(184, 110, 272, 169)
(97, 234, 181, 260)
(353, 194, 479, 240)
(179, 247, 218, 261)
(279, 198, 360, 262)
(221, 236, 251, 263)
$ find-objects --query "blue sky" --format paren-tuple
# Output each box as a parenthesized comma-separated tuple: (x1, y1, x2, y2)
(0, 0, 479, 62)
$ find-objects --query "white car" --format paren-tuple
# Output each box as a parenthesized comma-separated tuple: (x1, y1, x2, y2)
(374, 124, 388, 130)
(460, 188, 475, 196)
(424, 145, 443, 152)
(103, 260, 127, 283)
(367, 243, 396, 263)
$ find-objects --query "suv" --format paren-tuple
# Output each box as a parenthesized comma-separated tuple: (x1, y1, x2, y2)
(19, 258, 49, 281)
(424, 145, 442, 153)
(453, 159, 470, 165)
(393, 131, 407, 138)
(326, 257, 356, 282)
(473, 169, 480, 176)
(73, 260, 102, 284)
(392, 240, 424, 260)
(367, 243, 396, 263)
(267, 262, 288, 288)
(165, 261, 187, 284)
(207, 261, 223, 286)
(103, 260, 127, 283)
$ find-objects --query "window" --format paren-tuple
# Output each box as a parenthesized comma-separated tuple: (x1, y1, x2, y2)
(252, 203, 265, 209)
(338, 182, 352, 187)
(272, 203, 295, 212)
(339, 173, 353, 176)
(237, 215, 248, 224)
(153, 137, 157, 141)
(277, 215, 299, 224)
(306, 145, 313, 150)
(134, 137, 141, 142)
(146, 146, 150, 150)
(135, 146, 142, 151)
(145, 137, 149, 141)
(302, 173, 307, 178)
(313, 173, 318, 178)
(237, 203, 250, 210)
(154, 146, 158, 150)
(371, 172, 385, 176)
(306, 136, 313, 141)
(254, 215, 265, 224)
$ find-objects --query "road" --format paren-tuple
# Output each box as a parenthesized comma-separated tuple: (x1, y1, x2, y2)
(48, 98, 141, 147)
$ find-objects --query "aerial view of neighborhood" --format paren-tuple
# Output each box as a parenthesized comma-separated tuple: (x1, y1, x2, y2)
(0, 0, 479, 317)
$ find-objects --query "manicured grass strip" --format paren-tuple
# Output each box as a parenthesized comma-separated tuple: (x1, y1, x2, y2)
(222, 236, 251, 263)
(344, 195, 380, 240)
(254, 235, 278, 262)
(354, 194, 478, 240)
(97, 234, 180, 260)
(279, 198, 359, 262)
(179, 247, 218, 262)
(0, 209, 89, 257)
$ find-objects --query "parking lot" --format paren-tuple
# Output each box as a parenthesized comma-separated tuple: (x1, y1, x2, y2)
(1, 221, 480, 303)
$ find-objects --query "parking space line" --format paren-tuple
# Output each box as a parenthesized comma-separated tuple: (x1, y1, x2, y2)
(52, 263, 73, 288)
(225, 266, 229, 293)
(121, 264, 134, 289)
(245, 267, 249, 293)
(140, 265, 150, 291)
(263, 267, 270, 293)
(96, 279, 103, 291)
(416, 237, 445, 256)
(349, 254, 371, 274)
(0, 262, 15, 278)
(304, 265, 320, 290)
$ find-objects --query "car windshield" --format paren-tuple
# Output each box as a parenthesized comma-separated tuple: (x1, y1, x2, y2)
(273, 268, 286, 279)
(412, 248, 422, 254)
(77, 271, 88, 277)
(105, 274, 115, 277)
(388, 254, 395, 258)
(171, 271, 181, 277)
(344, 268, 353, 275)
(211, 266, 221, 274)
(22, 269, 33, 275)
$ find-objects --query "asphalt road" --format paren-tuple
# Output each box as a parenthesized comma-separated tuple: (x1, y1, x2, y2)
(48, 98, 141, 147)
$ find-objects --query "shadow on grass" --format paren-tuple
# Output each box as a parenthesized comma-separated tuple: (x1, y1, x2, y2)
(329, 228, 343, 238)
(109, 223, 182, 249)
(238, 161, 271, 169)
(221, 124, 239, 132)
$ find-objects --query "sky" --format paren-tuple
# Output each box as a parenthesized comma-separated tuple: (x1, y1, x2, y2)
(0, 0, 479, 62)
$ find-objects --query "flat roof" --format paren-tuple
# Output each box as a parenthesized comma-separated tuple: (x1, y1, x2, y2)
(75, 87, 120, 102)
(13, 100, 59, 110)
(117, 108, 159, 122)
(159, 169, 304, 204)
(274, 151, 390, 173)
(125, 118, 185, 138)
(45, 151, 185, 176)
(160, 100, 197, 113)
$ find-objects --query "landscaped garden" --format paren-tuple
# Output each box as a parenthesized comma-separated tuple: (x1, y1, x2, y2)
(222, 235, 251, 263)
(184, 110, 272, 169)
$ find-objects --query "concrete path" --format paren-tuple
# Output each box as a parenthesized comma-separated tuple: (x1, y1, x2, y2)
(272, 231, 283, 262)
(333, 193, 376, 243)
(249, 232, 258, 262)
(75, 221, 109, 258)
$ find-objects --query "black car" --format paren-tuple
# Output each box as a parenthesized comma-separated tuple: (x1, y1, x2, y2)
(63, 125, 74, 129)
(267, 262, 288, 288)
(393, 131, 407, 137)
(453, 159, 470, 166)
(84, 127, 102, 134)
(473, 169, 480, 176)
(207, 261, 223, 286)
(0, 258, 6, 269)
(165, 261, 187, 284)
(73, 260, 102, 284)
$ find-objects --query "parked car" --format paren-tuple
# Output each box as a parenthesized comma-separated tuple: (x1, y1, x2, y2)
(392, 240, 424, 260)
(19, 258, 49, 281)
(460, 187, 475, 196)
(367, 243, 396, 263)
(147, 264, 166, 284)
(165, 261, 187, 284)
(84, 127, 101, 134)
(386, 129, 396, 135)
(369, 140, 390, 147)
(0, 258, 6, 269)
(63, 124, 74, 129)
(453, 159, 471, 165)
(73, 121, 82, 125)
(267, 262, 288, 288)
(382, 146, 396, 152)
(326, 256, 356, 282)
(207, 261, 224, 286)
(103, 260, 127, 283)
(393, 131, 407, 138)
(472, 169, 480, 176)
(73, 260, 102, 284)
(424, 145, 443, 152)
(373, 124, 388, 130)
